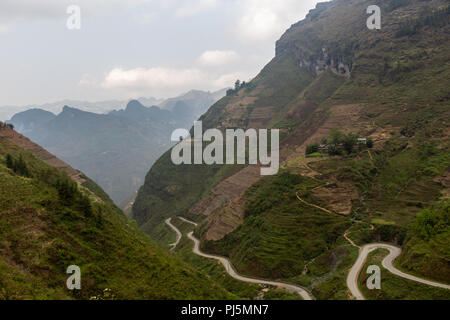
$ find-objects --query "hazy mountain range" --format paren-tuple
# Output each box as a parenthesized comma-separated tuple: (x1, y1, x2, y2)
(8, 89, 227, 205)
(0, 89, 227, 122)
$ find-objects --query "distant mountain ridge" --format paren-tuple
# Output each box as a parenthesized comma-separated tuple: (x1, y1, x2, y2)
(8, 89, 226, 205)
(0, 89, 228, 121)
(0, 99, 140, 122)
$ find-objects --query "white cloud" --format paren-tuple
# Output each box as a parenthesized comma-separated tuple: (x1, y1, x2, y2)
(0, 0, 323, 105)
(0, 24, 10, 35)
(98, 66, 252, 96)
(236, 0, 319, 42)
(198, 50, 238, 67)
(78, 74, 97, 86)
(174, 0, 218, 18)
(101, 67, 206, 89)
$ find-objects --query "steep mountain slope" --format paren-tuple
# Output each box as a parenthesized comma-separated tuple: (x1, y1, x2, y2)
(133, 0, 450, 299)
(0, 124, 232, 299)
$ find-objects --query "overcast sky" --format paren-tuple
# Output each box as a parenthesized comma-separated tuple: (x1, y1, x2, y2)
(0, 0, 322, 106)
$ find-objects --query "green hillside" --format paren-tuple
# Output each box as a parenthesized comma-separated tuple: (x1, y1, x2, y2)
(133, 0, 450, 299)
(0, 129, 232, 299)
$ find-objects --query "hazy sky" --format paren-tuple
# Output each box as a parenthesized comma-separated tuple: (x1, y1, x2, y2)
(0, 0, 322, 106)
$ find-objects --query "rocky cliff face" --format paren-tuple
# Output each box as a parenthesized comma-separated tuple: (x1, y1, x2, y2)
(295, 47, 352, 78)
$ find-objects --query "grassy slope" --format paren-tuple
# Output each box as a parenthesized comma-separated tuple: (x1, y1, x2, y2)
(201, 173, 349, 280)
(133, 0, 450, 299)
(397, 201, 450, 283)
(0, 136, 232, 300)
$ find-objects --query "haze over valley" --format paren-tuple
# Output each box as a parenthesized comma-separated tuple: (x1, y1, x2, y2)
(7, 89, 226, 205)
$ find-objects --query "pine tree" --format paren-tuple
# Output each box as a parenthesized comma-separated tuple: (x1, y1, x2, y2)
(79, 196, 93, 217)
(6, 154, 14, 169)
(15, 155, 31, 177)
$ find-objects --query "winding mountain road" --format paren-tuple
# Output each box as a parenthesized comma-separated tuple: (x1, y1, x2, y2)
(346, 243, 450, 300)
(165, 218, 182, 251)
(165, 216, 313, 300)
(298, 186, 450, 299)
(178, 216, 198, 227)
(187, 231, 313, 300)
(166, 216, 449, 301)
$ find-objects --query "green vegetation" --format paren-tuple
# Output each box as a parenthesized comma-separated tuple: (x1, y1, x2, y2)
(309, 137, 450, 285)
(5, 153, 31, 177)
(306, 152, 328, 158)
(310, 246, 360, 300)
(202, 172, 349, 280)
(311, 140, 450, 226)
(386, 0, 411, 12)
(359, 249, 450, 300)
(306, 130, 373, 157)
(398, 201, 450, 283)
(0, 138, 232, 300)
(306, 144, 320, 155)
(371, 219, 396, 226)
(395, 5, 450, 38)
(0, 122, 14, 130)
(226, 80, 254, 97)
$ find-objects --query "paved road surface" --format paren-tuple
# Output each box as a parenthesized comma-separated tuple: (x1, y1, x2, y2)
(166, 217, 449, 301)
(178, 216, 198, 227)
(166, 216, 313, 300)
(346, 243, 450, 300)
(165, 218, 182, 251)
(187, 231, 313, 300)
